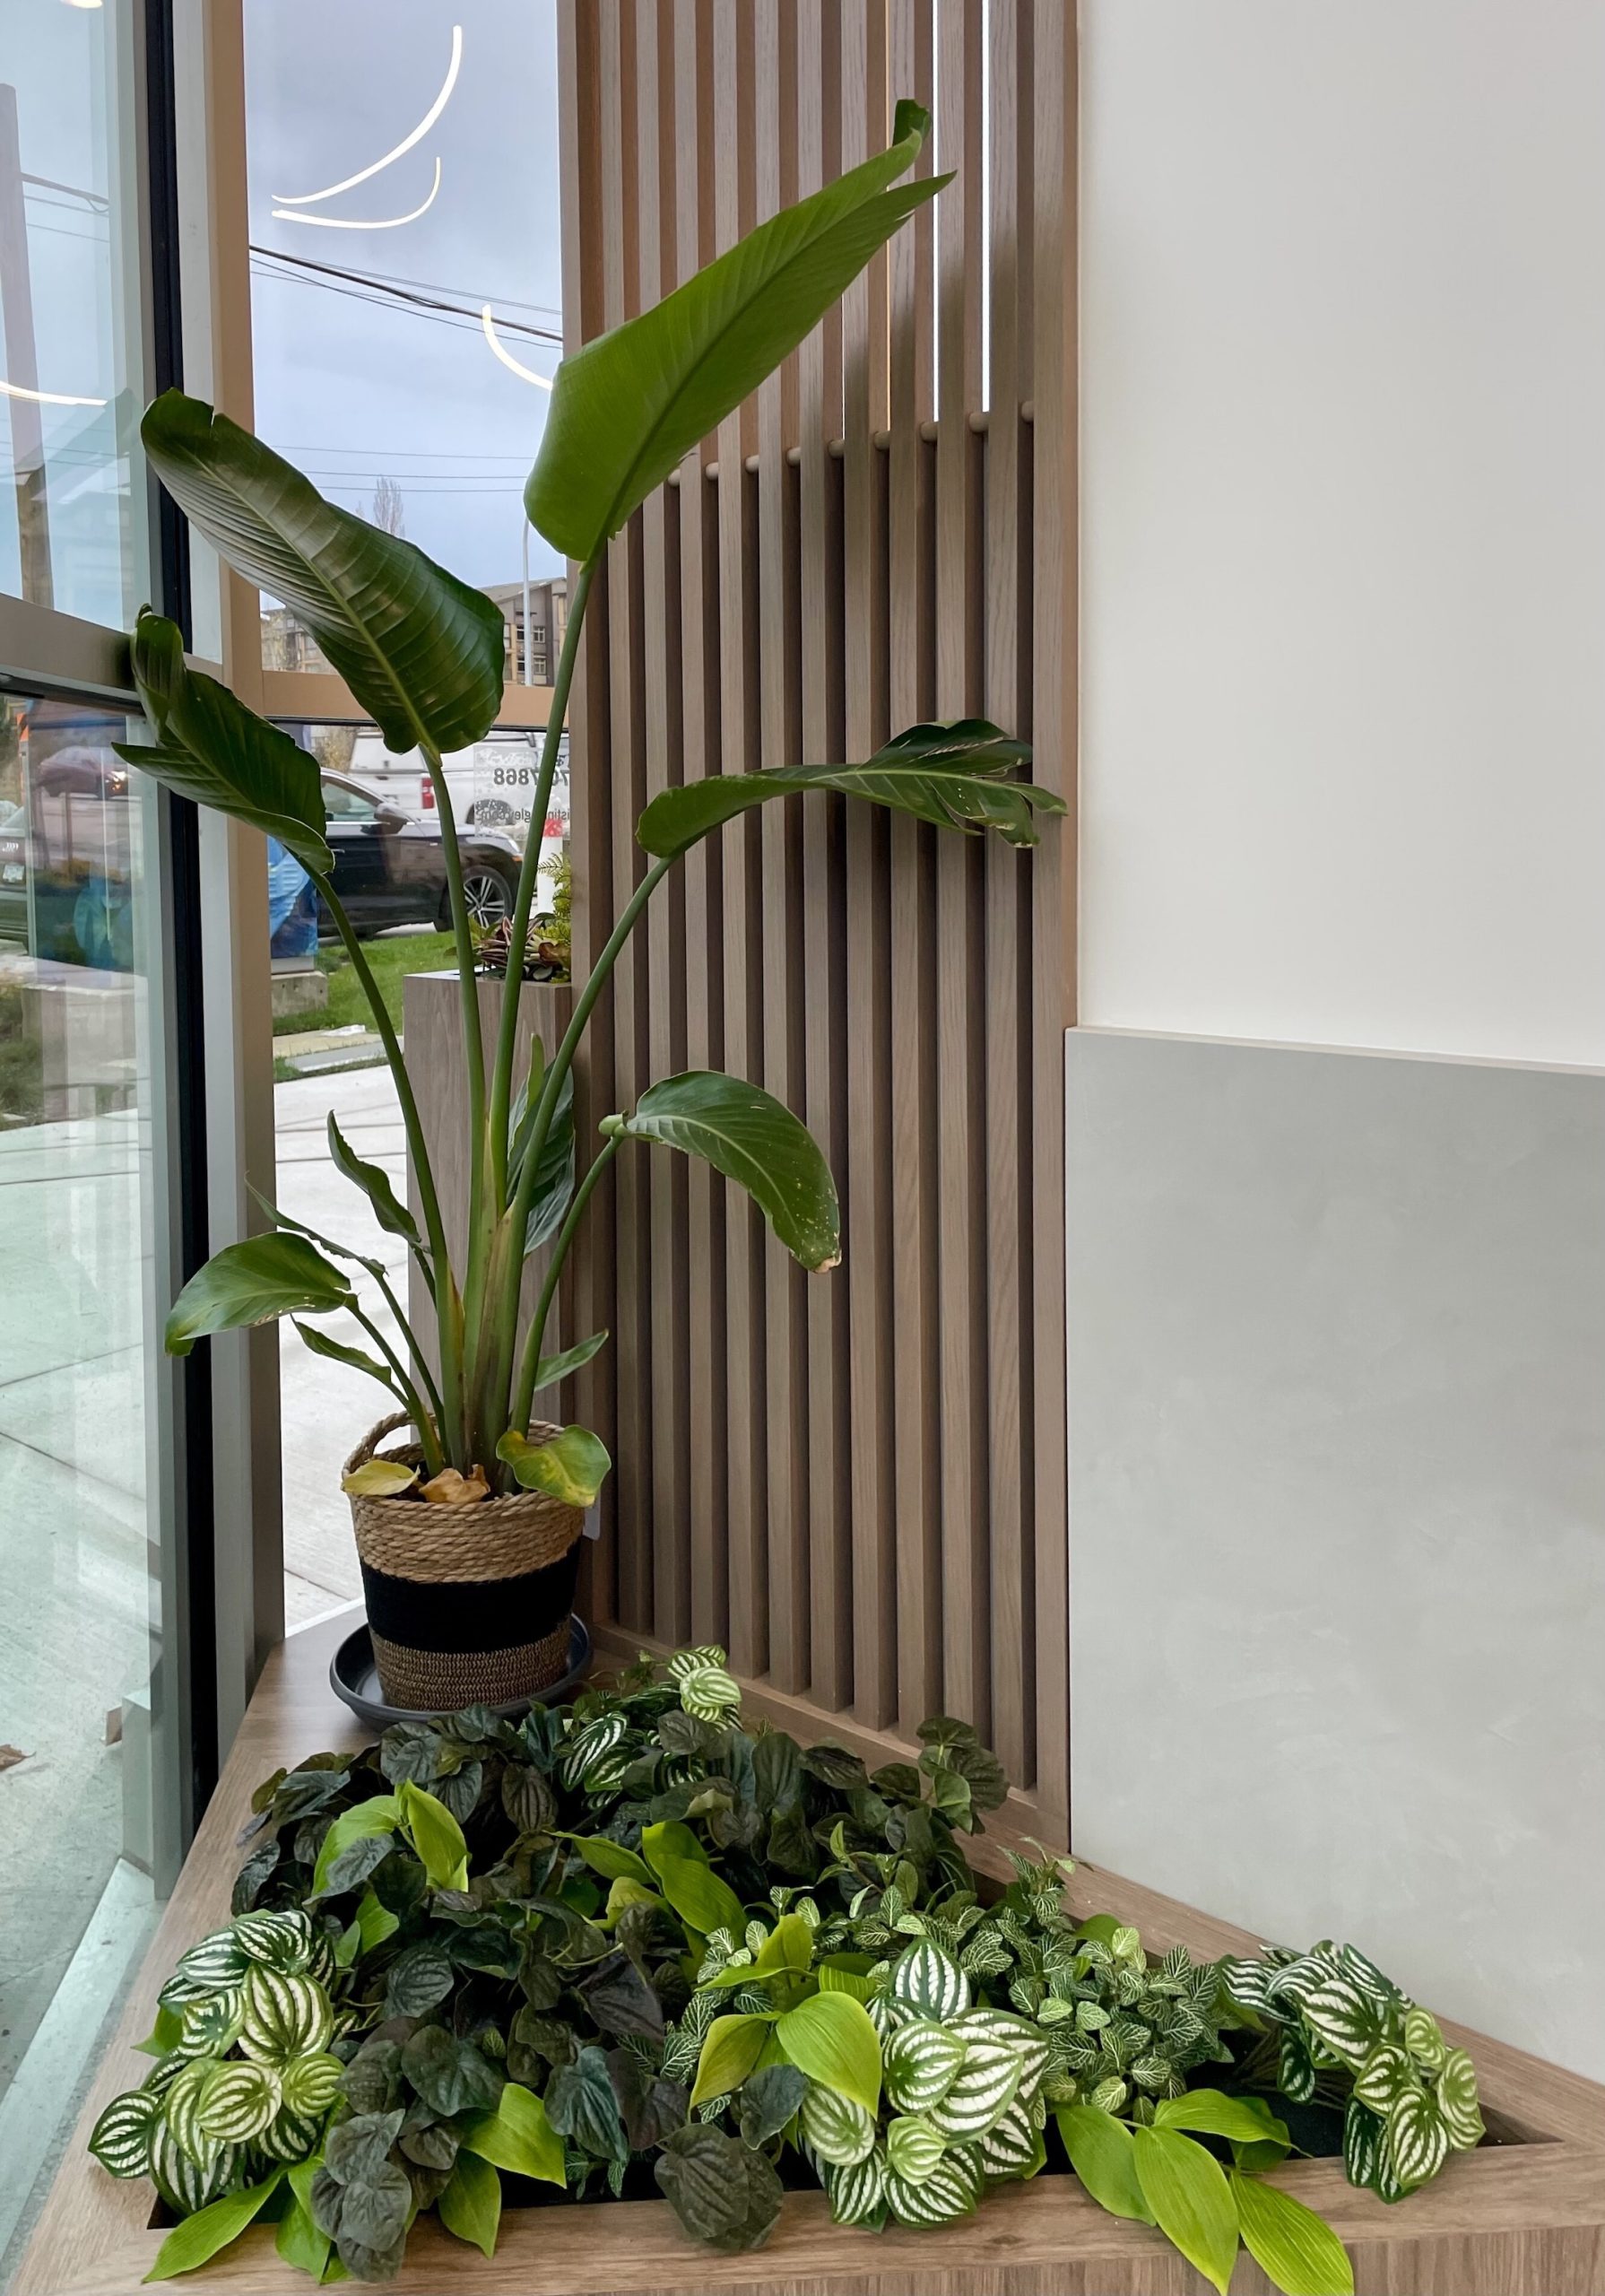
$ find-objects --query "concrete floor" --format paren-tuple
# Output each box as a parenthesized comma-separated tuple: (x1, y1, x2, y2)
(274, 1062, 409, 1628)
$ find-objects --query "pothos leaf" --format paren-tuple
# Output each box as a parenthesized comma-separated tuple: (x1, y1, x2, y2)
(738, 2062, 807, 2148)
(654, 2122, 784, 2256)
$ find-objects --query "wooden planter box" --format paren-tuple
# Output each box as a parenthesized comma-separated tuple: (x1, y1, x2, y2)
(19, 1612, 1605, 2296)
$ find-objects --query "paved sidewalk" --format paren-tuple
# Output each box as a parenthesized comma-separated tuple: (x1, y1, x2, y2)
(273, 1062, 408, 1628)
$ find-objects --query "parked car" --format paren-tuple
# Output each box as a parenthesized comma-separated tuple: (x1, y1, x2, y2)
(318, 771, 523, 937)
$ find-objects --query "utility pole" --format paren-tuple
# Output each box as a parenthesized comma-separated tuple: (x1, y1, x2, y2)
(0, 83, 52, 607)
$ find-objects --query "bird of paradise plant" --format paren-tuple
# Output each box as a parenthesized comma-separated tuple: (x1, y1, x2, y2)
(136, 102, 1063, 1512)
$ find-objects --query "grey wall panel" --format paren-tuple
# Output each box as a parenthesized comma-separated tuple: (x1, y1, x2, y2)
(1065, 1028, 1605, 2080)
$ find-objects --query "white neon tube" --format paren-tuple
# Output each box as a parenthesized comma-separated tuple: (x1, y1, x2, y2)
(273, 26, 463, 205)
(271, 157, 442, 232)
(481, 307, 552, 390)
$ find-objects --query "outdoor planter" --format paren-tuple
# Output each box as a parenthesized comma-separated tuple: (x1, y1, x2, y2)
(18, 1613, 1605, 2296)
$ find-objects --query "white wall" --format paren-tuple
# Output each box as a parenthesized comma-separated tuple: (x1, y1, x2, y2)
(1080, 0, 1605, 1067)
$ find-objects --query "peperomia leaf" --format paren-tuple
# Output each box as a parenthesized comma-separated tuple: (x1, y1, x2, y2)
(1231, 2171, 1355, 2296)
(654, 2122, 784, 2256)
(1132, 2126, 1240, 2296)
(89, 2089, 160, 2180)
(143, 2171, 284, 2283)
(799, 2083, 877, 2168)
(737, 2063, 806, 2150)
(545, 2043, 628, 2161)
(383, 1941, 454, 2019)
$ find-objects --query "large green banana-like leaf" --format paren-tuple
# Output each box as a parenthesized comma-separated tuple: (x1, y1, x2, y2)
(526, 100, 945, 562)
(165, 1235, 354, 1356)
(602, 1072, 839, 1272)
(636, 719, 1064, 858)
(114, 610, 332, 874)
(140, 392, 506, 753)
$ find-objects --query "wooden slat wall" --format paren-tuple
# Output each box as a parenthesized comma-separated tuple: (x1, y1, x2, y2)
(559, 0, 1074, 1831)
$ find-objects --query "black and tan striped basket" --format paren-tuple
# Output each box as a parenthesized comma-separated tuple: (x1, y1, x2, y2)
(345, 1413, 586, 1711)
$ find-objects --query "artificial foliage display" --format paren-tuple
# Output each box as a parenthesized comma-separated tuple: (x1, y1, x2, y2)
(89, 1655, 1480, 2292)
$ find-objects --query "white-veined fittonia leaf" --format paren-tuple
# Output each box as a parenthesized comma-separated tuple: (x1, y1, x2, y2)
(881, 2019, 965, 2114)
(233, 1907, 317, 1973)
(1436, 2048, 1484, 2150)
(890, 1940, 970, 2020)
(826, 2147, 889, 2226)
(925, 2039, 1023, 2141)
(799, 2082, 877, 2168)
(196, 2059, 283, 2144)
(976, 2095, 1040, 2179)
(1386, 2087, 1450, 2190)
(885, 2115, 945, 2185)
(239, 1968, 334, 2063)
(279, 2049, 344, 2119)
(1352, 2041, 1416, 2116)
(89, 2087, 161, 2179)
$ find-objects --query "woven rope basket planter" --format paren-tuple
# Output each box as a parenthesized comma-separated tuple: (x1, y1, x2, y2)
(345, 1413, 586, 1710)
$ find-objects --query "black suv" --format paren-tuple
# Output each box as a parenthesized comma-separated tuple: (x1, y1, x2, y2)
(319, 773, 522, 936)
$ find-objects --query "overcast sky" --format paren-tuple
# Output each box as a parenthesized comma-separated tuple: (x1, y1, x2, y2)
(245, 0, 566, 589)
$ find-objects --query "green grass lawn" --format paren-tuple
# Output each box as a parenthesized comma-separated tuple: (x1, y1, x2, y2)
(273, 932, 457, 1041)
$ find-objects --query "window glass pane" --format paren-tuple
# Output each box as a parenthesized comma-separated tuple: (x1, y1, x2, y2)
(0, 1, 143, 626)
(0, 694, 166, 2244)
(268, 719, 569, 1631)
(244, 1, 565, 671)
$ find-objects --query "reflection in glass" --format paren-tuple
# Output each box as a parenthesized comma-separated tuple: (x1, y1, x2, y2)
(0, 1, 142, 626)
(0, 698, 160, 2239)
(245, 0, 564, 668)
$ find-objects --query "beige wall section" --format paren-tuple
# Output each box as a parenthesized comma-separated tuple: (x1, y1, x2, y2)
(1079, 1, 1605, 1065)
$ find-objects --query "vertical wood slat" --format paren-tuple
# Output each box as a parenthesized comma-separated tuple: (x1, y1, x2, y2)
(796, 0, 852, 1717)
(557, 0, 1074, 1831)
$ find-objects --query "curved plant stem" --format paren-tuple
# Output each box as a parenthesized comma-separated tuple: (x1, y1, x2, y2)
(369, 1265, 446, 1430)
(318, 879, 466, 1461)
(423, 735, 493, 1413)
(488, 552, 598, 1204)
(494, 853, 674, 1362)
(510, 1135, 619, 1433)
(351, 1304, 444, 1475)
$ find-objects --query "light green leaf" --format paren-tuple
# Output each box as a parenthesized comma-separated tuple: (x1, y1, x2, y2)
(603, 1072, 839, 1271)
(438, 2149, 501, 2257)
(118, 611, 331, 873)
(690, 2013, 772, 2108)
(275, 2188, 331, 2282)
(165, 1234, 353, 1357)
(311, 1796, 402, 1894)
(1436, 2047, 1485, 2150)
(816, 1957, 876, 2005)
(141, 392, 506, 755)
(1155, 2090, 1291, 2150)
(398, 1779, 470, 1889)
(325, 1113, 421, 1248)
(528, 1330, 610, 1393)
(292, 1322, 394, 1395)
(526, 101, 944, 562)
(754, 1913, 815, 1978)
(1231, 2171, 1355, 2296)
(133, 2005, 184, 2057)
(142, 2171, 282, 2283)
(1132, 2125, 1239, 2295)
(497, 1423, 612, 1508)
(640, 1819, 708, 1870)
(339, 1458, 417, 1498)
(654, 1855, 746, 1943)
(1403, 2005, 1448, 2072)
(638, 718, 1063, 860)
(885, 2114, 944, 2185)
(458, 2082, 566, 2186)
(776, 1992, 881, 2118)
(564, 1833, 655, 1885)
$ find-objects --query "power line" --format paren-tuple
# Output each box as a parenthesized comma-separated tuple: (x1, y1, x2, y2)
(248, 242, 562, 344)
